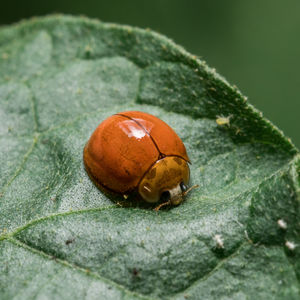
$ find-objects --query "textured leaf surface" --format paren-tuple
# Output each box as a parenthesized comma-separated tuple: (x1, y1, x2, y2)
(0, 15, 299, 299)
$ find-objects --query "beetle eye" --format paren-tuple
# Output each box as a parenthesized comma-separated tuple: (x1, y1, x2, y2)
(160, 191, 170, 202)
(180, 182, 187, 192)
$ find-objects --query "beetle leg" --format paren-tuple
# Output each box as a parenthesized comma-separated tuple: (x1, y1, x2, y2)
(154, 200, 171, 211)
(183, 184, 199, 196)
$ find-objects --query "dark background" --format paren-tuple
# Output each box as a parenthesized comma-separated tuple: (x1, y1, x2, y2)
(1, 0, 299, 147)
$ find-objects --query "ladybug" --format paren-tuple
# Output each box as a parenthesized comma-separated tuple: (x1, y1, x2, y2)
(83, 111, 197, 210)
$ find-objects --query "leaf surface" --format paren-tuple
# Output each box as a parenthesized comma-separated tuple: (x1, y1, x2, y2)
(0, 15, 299, 299)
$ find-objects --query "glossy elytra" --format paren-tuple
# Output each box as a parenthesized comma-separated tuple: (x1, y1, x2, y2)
(83, 111, 197, 209)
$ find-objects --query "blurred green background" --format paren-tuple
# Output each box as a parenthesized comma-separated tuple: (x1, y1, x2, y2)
(1, 0, 299, 148)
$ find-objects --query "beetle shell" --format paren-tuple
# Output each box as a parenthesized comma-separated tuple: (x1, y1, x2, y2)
(83, 111, 190, 203)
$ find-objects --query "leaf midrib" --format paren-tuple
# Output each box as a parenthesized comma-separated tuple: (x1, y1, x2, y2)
(1, 153, 297, 239)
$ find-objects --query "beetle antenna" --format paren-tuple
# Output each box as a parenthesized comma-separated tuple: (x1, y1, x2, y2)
(154, 200, 171, 211)
(183, 184, 199, 196)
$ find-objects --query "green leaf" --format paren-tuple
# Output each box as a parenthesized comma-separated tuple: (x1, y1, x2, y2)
(0, 15, 299, 299)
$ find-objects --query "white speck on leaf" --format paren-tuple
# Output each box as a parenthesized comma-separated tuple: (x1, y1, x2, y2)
(214, 234, 224, 249)
(277, 219, 287, 229)
(285, 241, 296, 250)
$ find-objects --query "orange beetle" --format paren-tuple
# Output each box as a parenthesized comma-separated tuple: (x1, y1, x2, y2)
(83, 111, 197, 209)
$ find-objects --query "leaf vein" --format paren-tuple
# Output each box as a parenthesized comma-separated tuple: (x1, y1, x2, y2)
(171, 241, 248, 298)
(0, 135, 38, 197)
(6, 237, 153, 300)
